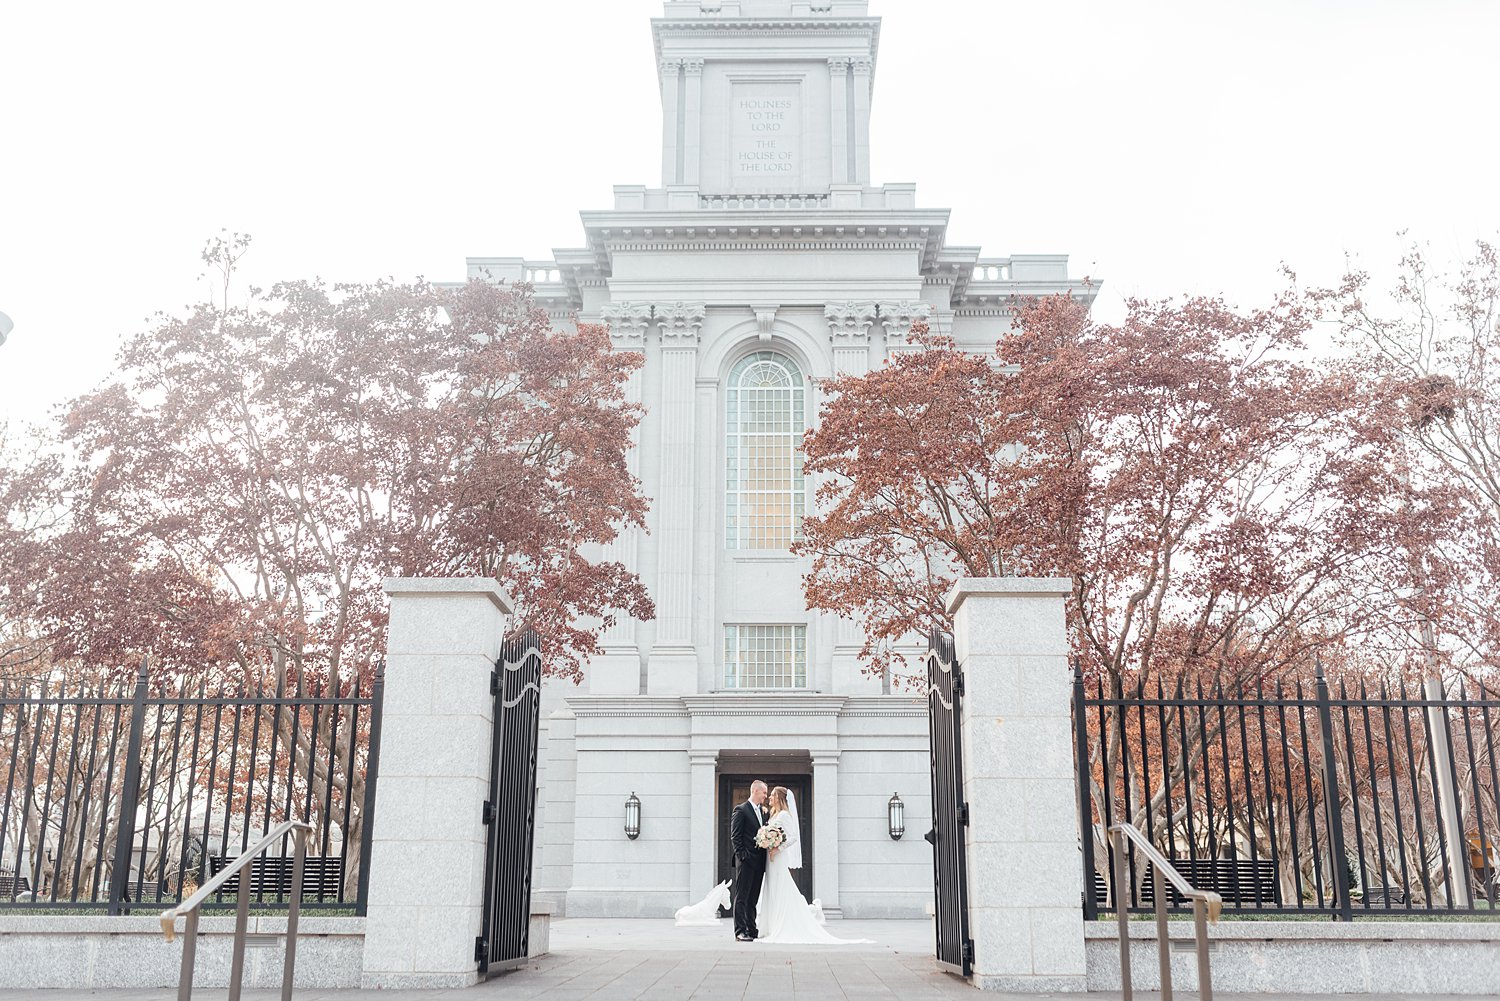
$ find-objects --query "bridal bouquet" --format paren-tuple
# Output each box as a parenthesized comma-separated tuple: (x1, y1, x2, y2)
(754, 825, 785, 851)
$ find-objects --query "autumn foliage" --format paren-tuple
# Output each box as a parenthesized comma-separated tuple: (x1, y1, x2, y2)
(0, 235, 652, 685)
(799, 291, 1455, 689)
(799, 247, 1500, 906)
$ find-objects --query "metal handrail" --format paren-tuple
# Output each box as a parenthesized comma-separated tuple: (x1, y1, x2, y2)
(159, 819, 314, 1001)
(1109, 823, 1221, 1001)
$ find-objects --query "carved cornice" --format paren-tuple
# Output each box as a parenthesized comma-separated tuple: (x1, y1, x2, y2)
(599, 302, 654, 345)
(877, 301, 932, 346)
(825, 301, 878, 343)
(656, 301, 707, 342)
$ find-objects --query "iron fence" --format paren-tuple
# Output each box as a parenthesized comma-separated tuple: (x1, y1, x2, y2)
(1074, 663, 1499, 919)
(0, 660, 383, 913)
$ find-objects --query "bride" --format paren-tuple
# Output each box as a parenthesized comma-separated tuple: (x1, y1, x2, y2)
(758, 786, 872, 945)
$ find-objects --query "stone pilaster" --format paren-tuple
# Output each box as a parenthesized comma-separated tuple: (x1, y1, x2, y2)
(363, 578, 512, 989)
(660, 59, 683, 185)
(829, 57, 851, 184)
(649, 301, 706, 694)
(811, 751, 842, 915)
(825, 301, 876, 376)
(878, 300, 933, 357)
(592, 303, 652, 695)
(683, 58, 704, 186)
(850, 57, 873, 184)
(688, 749, 719, 899)
(947, 577, 1085, 992)
(822, 301, 878, 692)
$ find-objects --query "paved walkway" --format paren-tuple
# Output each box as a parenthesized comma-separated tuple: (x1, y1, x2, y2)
(0, 918, 1482, 1000)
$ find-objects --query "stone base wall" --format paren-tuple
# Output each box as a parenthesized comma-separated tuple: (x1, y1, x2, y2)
(0, 910, 554, 990)
(0, 915, 364, 990)
(1085, 920, 1500, 995)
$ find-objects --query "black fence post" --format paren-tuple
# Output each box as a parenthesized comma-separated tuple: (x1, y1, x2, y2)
(354, 659, 385, 917)
(1313, 660, 1353, 921)
(107, 659, 150, 916)
(1073, 658, 1099, 921)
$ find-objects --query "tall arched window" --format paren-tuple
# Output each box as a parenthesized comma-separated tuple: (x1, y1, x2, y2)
(725, 350, 806, 549)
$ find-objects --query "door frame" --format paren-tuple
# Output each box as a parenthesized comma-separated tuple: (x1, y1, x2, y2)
(716, 771, 814, 911)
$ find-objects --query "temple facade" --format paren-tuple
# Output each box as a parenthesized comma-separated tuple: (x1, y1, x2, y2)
(460, 0, 1093, 918)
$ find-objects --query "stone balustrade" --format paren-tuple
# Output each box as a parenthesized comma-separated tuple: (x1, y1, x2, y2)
(970, 258, 1012, 281)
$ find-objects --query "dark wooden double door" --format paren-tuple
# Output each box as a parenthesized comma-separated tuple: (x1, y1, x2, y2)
(715, 773, 813, 914)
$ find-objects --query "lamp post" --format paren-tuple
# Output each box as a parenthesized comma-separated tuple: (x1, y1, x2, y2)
(624, 792, 641, 840)
(888, 792, 905, 840)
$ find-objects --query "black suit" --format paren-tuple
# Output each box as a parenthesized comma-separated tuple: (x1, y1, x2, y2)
(730, 799, 768, 939)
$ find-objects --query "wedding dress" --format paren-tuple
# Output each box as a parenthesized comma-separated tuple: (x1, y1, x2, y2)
(757, 793, 872, 945)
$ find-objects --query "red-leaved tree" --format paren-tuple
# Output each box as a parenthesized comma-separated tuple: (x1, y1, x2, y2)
(0, 234, 654, 894)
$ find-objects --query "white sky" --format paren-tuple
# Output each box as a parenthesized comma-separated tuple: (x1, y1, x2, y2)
(2, 0, 1497, 427)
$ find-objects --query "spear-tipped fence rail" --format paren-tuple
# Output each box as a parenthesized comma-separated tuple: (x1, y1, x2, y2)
(1075, 662, 1500, 920)
(0, 661, 383, 913)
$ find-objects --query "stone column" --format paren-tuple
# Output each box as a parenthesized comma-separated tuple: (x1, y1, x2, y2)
(683, 58, 704, 186)
(660, 59, 682, 185)
(362, 578, 512, 990)
(828, 57, 850, 184)
(850, 57, 873, 184)
(649, 302, 706, 694)
(592, 303, 653, 696)
(688, 749, 719, 897)
(811, 751, 842, 916)
(947, 577, 1084, 992)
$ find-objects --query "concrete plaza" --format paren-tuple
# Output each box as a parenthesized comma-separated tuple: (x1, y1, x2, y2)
(0, 918, 1481, 1001)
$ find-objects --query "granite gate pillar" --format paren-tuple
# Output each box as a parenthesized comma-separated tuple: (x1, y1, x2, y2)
(948, 578, 1086, 992)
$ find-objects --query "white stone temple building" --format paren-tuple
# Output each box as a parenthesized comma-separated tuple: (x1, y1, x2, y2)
(460, 0, 1093, 919)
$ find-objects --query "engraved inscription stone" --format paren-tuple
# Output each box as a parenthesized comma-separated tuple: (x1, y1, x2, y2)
(733, 82, 800, 188)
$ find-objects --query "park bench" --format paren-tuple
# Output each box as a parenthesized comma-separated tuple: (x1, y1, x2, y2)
(1362, 885, 1406, 907)
(0, 870, 31, 898)
(207, 854, 344, 901)
(1092, 857, 1280, 907)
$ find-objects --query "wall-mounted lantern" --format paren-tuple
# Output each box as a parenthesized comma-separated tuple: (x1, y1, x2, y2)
(888, 792, 905, 840)
(625, 792, 642, 840)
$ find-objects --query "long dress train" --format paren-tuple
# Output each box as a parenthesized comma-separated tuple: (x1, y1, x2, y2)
(757, 809, 872, 945)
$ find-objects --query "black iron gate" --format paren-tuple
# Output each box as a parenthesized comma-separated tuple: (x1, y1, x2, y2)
(476, 630, 543, 976)
(925, 628, 973, 977)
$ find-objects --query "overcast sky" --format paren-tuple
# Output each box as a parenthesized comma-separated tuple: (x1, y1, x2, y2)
(2, 0, 1497, 427)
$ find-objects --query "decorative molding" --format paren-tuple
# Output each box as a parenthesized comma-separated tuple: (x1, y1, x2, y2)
(825, 301, 878, 343)
(682, 57, 705, 76)
(851, 57, 874, 75)
(599, 301, 654, 345)
(659, 58, 683, 75)
(827, 56, 850, 72)
(877, 300, 932, 346)
(751, 303, 779, 342)
(656, 301, 707, 342)
(604, 239, 928, 255)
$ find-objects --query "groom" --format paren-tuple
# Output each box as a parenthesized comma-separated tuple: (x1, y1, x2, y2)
(729, 779, 769, 942)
